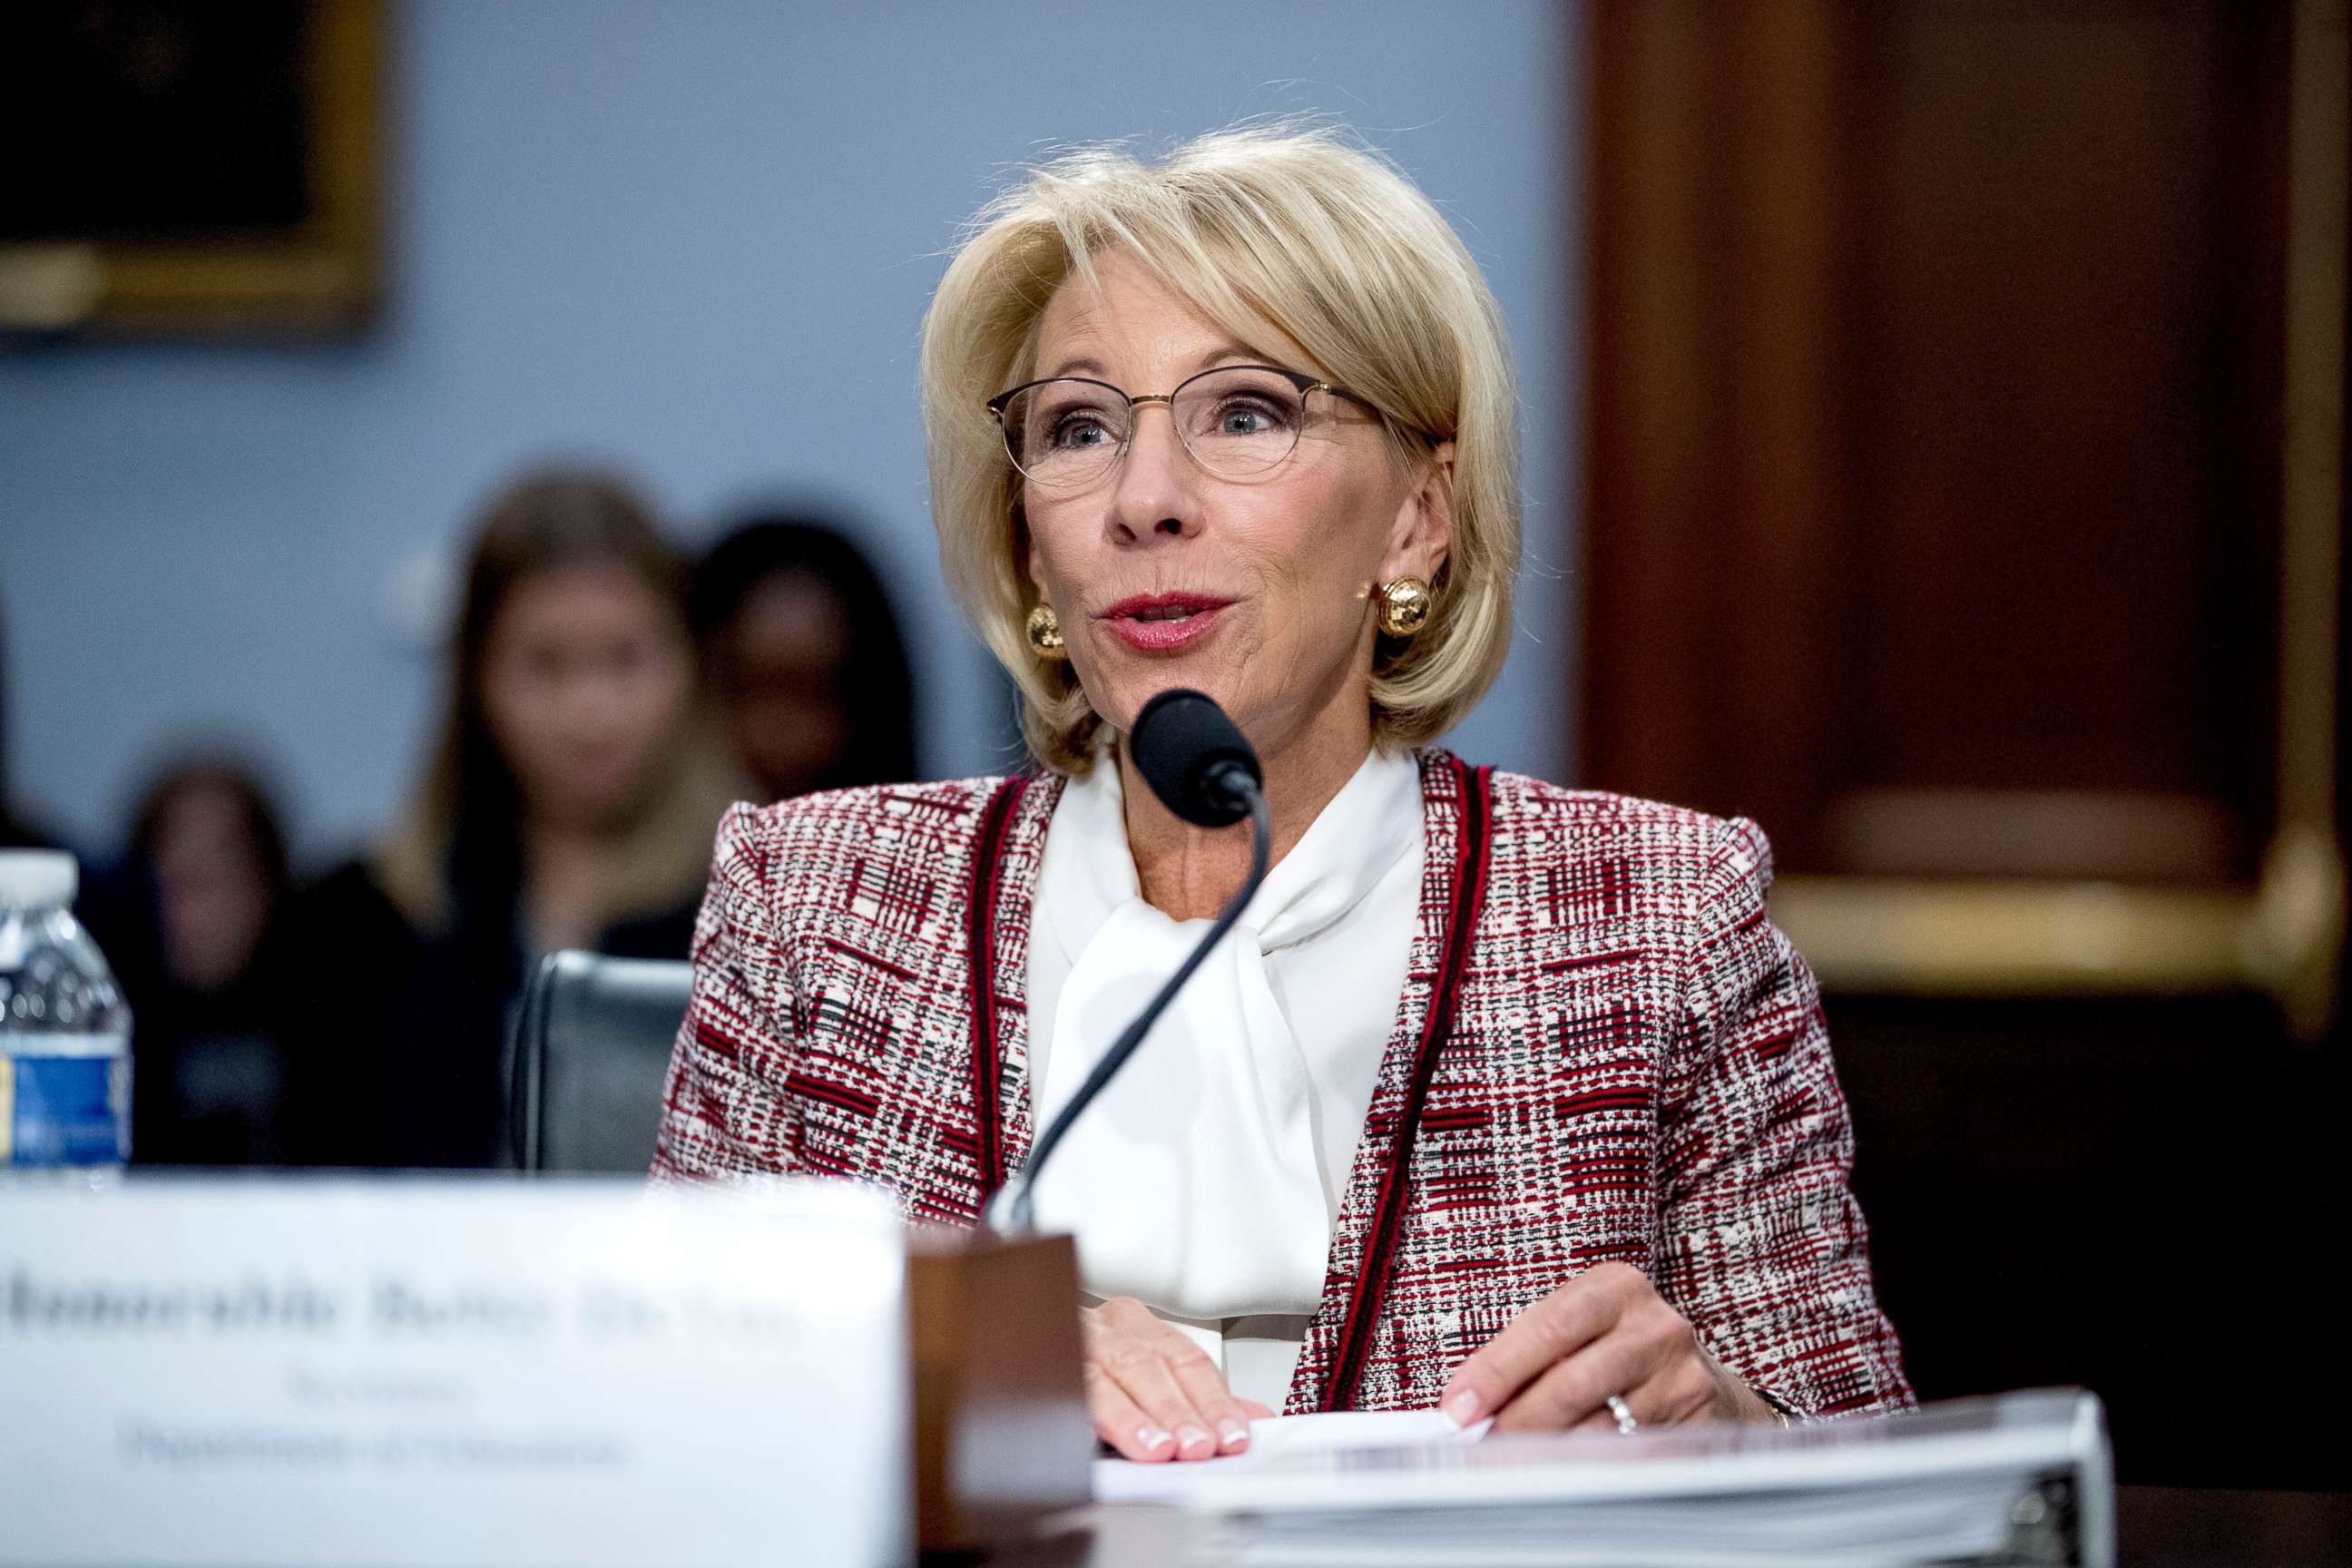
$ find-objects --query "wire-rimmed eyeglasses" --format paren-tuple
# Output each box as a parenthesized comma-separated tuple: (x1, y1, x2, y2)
(986, 363, 1377, 491)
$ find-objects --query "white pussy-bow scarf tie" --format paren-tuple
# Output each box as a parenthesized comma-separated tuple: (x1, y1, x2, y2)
(1029, 747, 1422, 1322)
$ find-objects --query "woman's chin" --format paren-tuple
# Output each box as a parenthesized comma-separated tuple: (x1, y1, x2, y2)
(532, 780, 652, 836)
(1087, 632, 1250, 713)
(1093, 663, 1243, 734)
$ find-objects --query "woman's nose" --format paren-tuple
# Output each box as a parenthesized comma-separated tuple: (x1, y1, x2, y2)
(1105, 406, 1204, 544)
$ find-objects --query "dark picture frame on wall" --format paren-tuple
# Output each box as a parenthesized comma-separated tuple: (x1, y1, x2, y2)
(0, 0, 386, 338)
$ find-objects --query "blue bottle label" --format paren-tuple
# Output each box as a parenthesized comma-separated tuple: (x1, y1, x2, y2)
(1, 1048, 130, 1165)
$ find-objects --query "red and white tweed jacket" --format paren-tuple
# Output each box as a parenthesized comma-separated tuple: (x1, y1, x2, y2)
(652, 751, 1913, 1419)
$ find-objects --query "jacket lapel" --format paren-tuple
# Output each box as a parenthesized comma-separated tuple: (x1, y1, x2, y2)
(1290, 750, 1484, 1412)
(971, 771, 1061, 1183)
(962, 754, 1487, 1416)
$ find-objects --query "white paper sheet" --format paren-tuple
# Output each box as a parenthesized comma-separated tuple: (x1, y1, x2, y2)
(1151, 1390, 2113, 1568)
(1093, 1411, 1491, 1504)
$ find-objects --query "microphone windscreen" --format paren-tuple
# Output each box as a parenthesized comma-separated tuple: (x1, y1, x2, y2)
(1129, 690, 1262, 828)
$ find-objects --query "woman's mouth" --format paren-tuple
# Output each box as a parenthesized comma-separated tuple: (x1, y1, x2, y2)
(1098, 593, 1233, 652)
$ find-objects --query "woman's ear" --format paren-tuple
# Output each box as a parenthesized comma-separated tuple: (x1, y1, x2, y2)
(1384, 439, 1457, 583)
(1016, 505, 1048, 598)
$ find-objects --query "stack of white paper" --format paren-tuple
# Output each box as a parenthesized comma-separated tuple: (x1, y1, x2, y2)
(1100, 1389, 2111, 1568)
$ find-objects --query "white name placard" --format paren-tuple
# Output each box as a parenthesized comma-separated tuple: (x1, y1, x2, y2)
(0, 1177, 911, 1568)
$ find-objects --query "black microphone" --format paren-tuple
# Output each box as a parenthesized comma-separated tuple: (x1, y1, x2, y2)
(985, 690, 1272, 1235)
(1128, 689, 1263, 828)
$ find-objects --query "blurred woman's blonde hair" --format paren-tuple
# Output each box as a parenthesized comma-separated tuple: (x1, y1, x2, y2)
(921, 123, 1521, 774)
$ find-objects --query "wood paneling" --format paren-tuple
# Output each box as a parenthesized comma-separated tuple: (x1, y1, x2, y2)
(1578, 0, 2348, 1487)
(1583, 2, 2294, 886)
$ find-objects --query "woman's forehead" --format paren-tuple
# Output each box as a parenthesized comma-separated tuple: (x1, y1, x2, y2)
(494, 562, 678, 635)
(1031, 247, 1315, 381)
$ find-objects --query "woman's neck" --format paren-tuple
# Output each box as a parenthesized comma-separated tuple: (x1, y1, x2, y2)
(1118, 699, 1374, 923)
(519, 818, 612, 954)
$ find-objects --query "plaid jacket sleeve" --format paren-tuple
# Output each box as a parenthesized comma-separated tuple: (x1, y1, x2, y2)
(651, 803, 804, 1181)
(1652, 815, 1915, 1416)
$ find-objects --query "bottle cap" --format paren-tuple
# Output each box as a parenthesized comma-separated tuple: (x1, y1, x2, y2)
(0, 849, 78, 909)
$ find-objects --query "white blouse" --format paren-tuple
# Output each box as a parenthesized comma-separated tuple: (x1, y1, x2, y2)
(1025, 745, 1423, 1410)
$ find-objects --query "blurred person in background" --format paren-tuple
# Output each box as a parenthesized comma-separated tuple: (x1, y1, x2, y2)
(690, 513, 918, 802)
(110, 752, 299, 1166)
(286, 469, 730, 1168)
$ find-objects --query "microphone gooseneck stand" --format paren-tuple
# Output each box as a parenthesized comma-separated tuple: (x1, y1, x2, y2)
(985, 690, 1271, 1236)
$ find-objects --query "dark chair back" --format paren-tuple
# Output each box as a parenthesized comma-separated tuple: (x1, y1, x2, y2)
(512, 950, 692, 1173)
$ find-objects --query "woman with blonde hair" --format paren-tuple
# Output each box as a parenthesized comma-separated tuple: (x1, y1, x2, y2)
(291, 468, 730, 1168)
(655, 127, 1910, 1458)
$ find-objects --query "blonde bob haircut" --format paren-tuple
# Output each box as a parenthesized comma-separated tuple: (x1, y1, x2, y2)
(921, 123, 1520, 775)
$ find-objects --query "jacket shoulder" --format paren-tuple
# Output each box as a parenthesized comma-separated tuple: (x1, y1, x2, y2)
(1477, 767, 1775, 894)
(730, 774, 1016, 832)
(710, 774, 1029, 896)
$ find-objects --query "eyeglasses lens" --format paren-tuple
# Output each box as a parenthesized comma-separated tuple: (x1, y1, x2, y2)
(999, 368, 1310, 488)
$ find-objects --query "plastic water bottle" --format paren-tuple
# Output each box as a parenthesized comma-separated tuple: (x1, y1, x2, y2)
(0, 849, 132, 1181)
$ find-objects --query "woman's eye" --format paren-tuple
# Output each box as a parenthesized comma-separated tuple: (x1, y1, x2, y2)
(1049, 414, 1116, 450)
(1212, 397, 1293, 436)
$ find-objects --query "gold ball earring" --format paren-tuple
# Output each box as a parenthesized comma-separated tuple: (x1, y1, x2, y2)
(1376, 576, 1434, 638)
(1025, 603, 1070, 662)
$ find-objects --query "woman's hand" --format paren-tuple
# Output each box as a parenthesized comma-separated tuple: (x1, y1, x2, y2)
(1437, 1263, 1780, 1433)
(1083, 1296, 1273, 1462)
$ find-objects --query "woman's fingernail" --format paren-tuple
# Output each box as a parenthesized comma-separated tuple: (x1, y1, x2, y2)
(1218, 1418, 1250, 1449)
(1441, 1389, 1481, 1428)
(1175, 1424, 1213, 1456)
(1137, 1426, 1174, 1455)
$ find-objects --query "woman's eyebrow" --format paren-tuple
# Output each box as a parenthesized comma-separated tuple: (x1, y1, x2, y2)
(1203, 343, 1265, 365)
(1037, 343, 1272, 385)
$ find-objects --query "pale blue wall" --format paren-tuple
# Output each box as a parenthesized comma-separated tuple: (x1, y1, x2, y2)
(0, 0, 1581, 858)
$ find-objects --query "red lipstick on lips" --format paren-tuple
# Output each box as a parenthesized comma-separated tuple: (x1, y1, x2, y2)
(1098, 592, 1233, 652)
